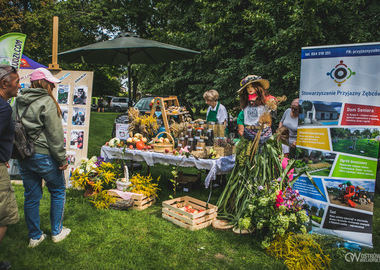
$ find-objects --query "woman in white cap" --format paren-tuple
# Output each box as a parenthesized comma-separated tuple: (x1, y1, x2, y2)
(13, 68, 70, 247)
(236, 75, 276, 141)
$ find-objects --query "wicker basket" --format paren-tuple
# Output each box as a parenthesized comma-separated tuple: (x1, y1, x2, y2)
(214, 145, 233, 157)
(152, 131, 174, 153)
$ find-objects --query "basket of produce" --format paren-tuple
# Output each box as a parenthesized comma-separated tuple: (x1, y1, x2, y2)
(152, 131, 174, 153)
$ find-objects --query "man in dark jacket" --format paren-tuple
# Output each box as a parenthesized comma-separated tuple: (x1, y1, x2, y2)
(0, 64, 21, 270)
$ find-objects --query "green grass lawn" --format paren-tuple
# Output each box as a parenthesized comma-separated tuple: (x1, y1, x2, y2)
(2, 112, 380, 269)
(332, 139, 379, 158)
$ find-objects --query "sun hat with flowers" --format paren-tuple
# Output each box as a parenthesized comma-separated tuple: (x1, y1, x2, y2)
(237, 75, 270, 93)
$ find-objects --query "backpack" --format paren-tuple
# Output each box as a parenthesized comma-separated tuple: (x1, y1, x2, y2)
(11, 102, 44, 159)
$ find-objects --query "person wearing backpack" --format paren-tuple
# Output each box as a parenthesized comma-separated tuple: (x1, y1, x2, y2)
(0, 64, 21, 270)
(13, 68, 70, 248)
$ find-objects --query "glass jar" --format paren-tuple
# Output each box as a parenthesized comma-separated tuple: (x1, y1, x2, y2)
(199, 121, 205, 130)
(186, 128, 193, 138)
(197, 138, 206, 150)
(206, 128, 214, 146)
(178, 134, 185, 149)
(188, 138, 195, 151)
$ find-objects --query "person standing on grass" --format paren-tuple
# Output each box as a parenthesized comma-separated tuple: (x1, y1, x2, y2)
(278, 98, 299, 158)
(98, 97, 104, 112)
(0, 64, 21, 270)
(13, 68, 70, 248)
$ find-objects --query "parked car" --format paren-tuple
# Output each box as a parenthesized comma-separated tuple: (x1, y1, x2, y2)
(111, 95, 194, 138)
(91, 96, 113, 111)
(109, 97, 132, 112)
(133, 96, 194, 119)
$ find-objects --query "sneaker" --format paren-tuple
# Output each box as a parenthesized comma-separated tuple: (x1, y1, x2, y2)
(28, 234, 47, 248)
(52, 227, 71, 243)
(0, 261, 11, 270)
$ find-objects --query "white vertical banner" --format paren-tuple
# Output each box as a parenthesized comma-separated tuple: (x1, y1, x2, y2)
(295, 42, 380, 247)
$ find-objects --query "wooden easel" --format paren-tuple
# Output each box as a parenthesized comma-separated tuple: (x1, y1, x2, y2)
(149, 96, 186, 132)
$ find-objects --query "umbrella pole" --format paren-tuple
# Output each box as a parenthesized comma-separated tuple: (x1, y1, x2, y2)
(128, 50, 132, 108)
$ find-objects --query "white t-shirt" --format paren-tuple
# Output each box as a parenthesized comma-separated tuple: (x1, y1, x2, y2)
(206, 103, 228, 124)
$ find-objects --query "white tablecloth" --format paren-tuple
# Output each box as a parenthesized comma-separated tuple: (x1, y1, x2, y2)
(100, 146, 235, 188)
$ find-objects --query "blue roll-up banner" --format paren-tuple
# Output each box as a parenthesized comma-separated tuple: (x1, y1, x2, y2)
(295, 42, 380, 247)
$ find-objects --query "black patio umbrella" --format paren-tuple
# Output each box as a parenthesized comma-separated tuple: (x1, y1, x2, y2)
(58, 32, 200, 106)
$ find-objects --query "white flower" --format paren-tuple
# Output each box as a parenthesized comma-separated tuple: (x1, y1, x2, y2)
(90, 156, 97, 162)
(79, 169, 84, 175)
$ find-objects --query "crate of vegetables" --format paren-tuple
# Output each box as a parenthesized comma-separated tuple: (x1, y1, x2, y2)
(162, 196, 218, 231)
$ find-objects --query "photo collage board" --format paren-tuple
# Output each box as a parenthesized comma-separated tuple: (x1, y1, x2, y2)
(294, 42, 380, 248)
(19, 69, 94, 186)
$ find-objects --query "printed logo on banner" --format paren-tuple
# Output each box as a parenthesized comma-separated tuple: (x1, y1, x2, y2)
(327, 60, 356, 87)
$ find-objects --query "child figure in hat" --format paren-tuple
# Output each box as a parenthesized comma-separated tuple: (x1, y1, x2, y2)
(236, 75, 276, 142)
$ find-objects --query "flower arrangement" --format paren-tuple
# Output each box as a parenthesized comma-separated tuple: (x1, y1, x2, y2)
(128, 173, 160, 198)
(238, 178, 309, 248)
(266, 233, 331, 269)
(70, 156, 120, 209)
(275, 186, 305, 211)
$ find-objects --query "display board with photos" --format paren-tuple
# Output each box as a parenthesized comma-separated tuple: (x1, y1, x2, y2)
(295, 42, 380, 248)
(19, 69, 94, 186)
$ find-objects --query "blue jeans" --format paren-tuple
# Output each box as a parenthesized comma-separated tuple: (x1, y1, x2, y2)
(18, 154, 66, 240)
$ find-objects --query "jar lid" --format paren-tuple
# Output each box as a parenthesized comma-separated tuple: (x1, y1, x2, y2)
(209, 122, 216, 125)
(188, 138, 194, 141)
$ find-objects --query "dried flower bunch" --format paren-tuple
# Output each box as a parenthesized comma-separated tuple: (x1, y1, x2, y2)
(128, 107, 159, 139)
(214, 137, 234, 148)
(169, 120, 189, 138)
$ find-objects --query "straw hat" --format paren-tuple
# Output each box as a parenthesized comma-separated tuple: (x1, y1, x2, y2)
(237, 75, 270, 93)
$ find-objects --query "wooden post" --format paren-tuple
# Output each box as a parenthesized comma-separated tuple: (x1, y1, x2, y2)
(49, 16, 61, 70)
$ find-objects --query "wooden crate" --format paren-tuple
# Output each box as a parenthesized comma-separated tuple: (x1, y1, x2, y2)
(162, 196, 218, 231)
(176, 171, 201, 192)
(107, 190, 156, 211)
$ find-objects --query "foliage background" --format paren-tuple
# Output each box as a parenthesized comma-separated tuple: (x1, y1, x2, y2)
(1, 0, 380, 116)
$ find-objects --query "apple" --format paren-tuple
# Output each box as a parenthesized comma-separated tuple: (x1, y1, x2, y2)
(164, 138, 170, 144)
(127, 138, 133, 143)
(105, 142, 109, 146)
(129, 145, 134, 149)
(164, 149, 170, 153)
(142, 137, 147, 143)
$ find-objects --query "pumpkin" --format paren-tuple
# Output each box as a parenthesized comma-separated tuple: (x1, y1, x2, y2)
(136, 140, 146, 150)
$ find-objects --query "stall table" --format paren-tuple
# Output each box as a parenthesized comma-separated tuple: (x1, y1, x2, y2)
(101, 146, 235, 188)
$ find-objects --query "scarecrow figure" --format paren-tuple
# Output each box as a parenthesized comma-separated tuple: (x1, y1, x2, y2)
(237, 75, 276, 143)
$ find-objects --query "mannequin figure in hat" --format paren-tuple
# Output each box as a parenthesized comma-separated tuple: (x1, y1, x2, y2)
(236, 75, 276, 141)
(12, 68, 70, 248)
